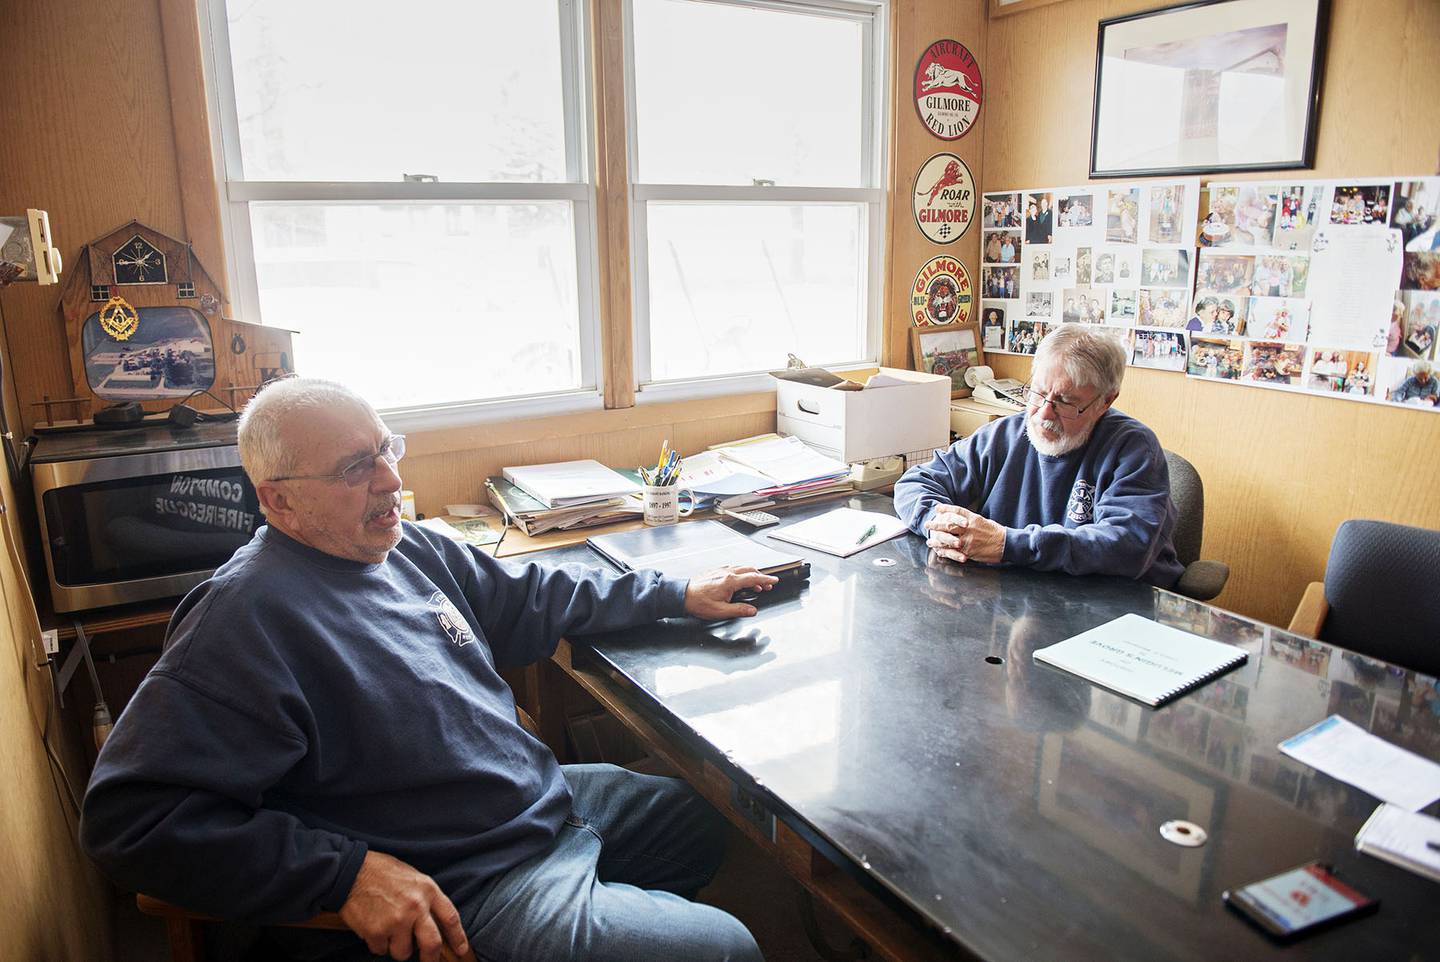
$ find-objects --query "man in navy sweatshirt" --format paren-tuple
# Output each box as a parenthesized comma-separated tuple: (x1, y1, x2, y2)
(81, 378, 775, 962)
(895, 325, 1182, 588)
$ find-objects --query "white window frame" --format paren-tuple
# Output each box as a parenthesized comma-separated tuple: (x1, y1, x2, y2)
(196, 0, 606, 430)
(625, 0, 889, 404)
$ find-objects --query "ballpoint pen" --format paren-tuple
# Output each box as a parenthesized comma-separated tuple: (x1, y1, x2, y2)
(855, 523, 878, 546)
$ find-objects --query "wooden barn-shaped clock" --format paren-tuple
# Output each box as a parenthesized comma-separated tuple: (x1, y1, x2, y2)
(55, 220, 295, 422)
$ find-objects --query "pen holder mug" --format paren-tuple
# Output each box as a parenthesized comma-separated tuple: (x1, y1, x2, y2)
(643, 484, 694, 526)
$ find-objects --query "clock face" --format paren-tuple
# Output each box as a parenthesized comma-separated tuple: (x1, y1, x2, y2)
(112, 235, 168, 285)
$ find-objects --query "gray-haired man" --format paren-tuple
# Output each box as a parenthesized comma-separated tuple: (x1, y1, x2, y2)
(895, 326, 1183, 587)
(82, 377, 772, 962)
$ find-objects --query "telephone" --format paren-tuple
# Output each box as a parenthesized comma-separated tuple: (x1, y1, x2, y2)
(965, 367, 1026, 408)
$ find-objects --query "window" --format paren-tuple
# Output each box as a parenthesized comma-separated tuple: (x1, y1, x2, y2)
(202, 0, 596, 416)
(629, 0, 887, 389)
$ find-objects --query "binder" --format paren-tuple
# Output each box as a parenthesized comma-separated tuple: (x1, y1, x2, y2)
(587, 521, 810, 585)
(1033, 613, 1248, 707)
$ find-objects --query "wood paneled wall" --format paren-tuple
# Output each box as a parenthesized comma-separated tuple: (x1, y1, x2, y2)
(982, 0, 1440, 625)
(883, 0, 987, 367)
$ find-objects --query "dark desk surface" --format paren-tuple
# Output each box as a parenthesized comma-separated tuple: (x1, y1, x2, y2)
(540, 492, 1440, 961)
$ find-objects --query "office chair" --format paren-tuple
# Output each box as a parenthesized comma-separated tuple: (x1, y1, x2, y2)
(1163, 450, 1230, 601)
(1287, 519, 1440, 677)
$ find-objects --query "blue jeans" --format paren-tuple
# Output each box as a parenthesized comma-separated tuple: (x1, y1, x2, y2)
(287, 764, 761, 962)
(465, 764, 762, 962)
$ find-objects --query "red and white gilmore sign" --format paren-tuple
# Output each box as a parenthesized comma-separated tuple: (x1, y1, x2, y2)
(913, 39, 983, 141)
(912, 153, 975, 244)
(911, 255, 972, 328)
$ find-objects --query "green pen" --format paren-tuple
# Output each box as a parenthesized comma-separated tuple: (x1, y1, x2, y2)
(855, 523, 878, 546)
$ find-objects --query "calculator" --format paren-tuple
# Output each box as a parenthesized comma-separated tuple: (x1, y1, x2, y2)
(717, 507, 780, 527)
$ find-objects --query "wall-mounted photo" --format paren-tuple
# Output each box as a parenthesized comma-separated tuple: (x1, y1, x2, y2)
(983, 265, 1018, 299)
(1024, 193, 1054, 244)
(1133, 329, 1187, 370)
(1303, 348, 1374, 395)
(1138, 287, 1188, 328)
(1091, 0, 1328, 177)
(1330, 183, 1391, 226)
(983, 230, 1021, 264)
(1188, 336, 1245, 379)
(1148, 184, 1187, 244)
(912, 322, 984, 397)
(1392, 178, 1440, 251)
(1057, 193, 1094, 228)
(1242, 340, 1306, 385)
(1105, 188, 1140, 243)
(983, 192, 1023, 229)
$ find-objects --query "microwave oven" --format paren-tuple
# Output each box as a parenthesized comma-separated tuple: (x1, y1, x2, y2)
(31, 420, 262, 613)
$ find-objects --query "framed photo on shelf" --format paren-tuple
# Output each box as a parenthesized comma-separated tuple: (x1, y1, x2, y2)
(911, 320, 984, 398)
(1090, 0, 1329, 178)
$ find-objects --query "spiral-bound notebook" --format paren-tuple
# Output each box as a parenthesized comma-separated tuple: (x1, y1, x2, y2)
(1033, 613, 1248, 707)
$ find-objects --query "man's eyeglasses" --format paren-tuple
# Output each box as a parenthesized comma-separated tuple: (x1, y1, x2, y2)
(270, 435, 406, 486)
(1020, 385, 1101, 421)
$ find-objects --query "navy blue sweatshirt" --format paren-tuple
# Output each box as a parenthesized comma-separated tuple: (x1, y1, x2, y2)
(894, 409, 1183, 587)
(80, 523, 688, 922)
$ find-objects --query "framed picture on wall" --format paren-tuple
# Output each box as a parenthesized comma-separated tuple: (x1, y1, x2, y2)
(1090, 0, 1329, 178)
(911, 321, 984, 398)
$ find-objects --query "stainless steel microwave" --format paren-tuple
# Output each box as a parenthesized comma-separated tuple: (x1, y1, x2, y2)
(31, 421, 262, 613)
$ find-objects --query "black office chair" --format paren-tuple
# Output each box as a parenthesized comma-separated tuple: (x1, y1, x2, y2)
(1163, 450, 1230, 602)
(1288, 519, 1440, 677)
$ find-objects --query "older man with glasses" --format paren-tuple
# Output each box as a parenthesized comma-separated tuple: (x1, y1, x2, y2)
(82, 377, 772, 962)
(896, 325, 1182, 588)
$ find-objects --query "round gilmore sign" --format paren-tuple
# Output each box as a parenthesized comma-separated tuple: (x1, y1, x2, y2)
(913, 39, 983, 141)
(912, 153, 975, 244)
(911, 255, 972, 328)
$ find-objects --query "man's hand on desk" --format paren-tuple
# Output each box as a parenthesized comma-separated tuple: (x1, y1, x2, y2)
(684, 566, 779, 620)
(925, 505, 1005, 565)
(340, 850, 471, 962)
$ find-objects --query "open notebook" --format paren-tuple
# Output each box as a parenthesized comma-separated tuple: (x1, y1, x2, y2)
(767, 507, 909, 558)
(1033, 613, 1248, 707)
(587, 521, 809, 584)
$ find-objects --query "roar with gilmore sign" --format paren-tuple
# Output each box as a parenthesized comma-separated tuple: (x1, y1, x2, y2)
(911, 255, 972, 328)
(912, 153, 975, 244)
(913, 39, 983, 141)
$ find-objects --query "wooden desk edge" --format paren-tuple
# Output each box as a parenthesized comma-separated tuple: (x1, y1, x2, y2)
(548, 639, 966, 962)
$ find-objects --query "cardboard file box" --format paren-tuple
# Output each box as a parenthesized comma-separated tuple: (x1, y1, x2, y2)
(774, 367, 950, 463)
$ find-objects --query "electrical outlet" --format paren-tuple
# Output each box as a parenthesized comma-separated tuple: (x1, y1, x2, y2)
(41, 629, 58, 655)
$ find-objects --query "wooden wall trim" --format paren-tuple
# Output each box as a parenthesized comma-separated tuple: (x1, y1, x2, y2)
(590, 0, 636, 409)
(405, 390, 776, 459)
(158, 0, 231, 310)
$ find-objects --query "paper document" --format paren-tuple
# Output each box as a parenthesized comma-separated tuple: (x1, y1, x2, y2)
(587, 521, 807, 582)
(767, 507, 908, 557)
(675, 451, 773, 497)
(1355, 804, 1440, 883)
(715, 436, 850, 487)
(1280, 715, 1440, 812)
(1305, 227, 1402, 351)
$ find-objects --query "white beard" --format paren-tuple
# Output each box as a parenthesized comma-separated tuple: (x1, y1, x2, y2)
(1026, 413, 1091, 456)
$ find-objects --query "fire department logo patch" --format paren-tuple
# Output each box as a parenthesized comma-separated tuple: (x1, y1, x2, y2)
(912, 153, 975, 244)
(1067, 480, 1096, 524)
(911, 255, 973, 328)
(913, 39, 983, 141)
(428, 590, 474, 647)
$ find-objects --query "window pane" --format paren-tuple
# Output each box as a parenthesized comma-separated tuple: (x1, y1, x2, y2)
(646, 204, 866, 381)
(250, 203, 583, 408)
(632, 0, 865, 186)
(226, 1, 567, 182)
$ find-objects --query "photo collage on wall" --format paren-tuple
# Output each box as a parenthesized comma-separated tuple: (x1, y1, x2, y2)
(980, 178, 1200, 369)
(1189, 176, 1439, 412)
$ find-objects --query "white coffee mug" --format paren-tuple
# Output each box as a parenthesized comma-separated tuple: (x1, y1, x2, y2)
(642, 484, 694, 526)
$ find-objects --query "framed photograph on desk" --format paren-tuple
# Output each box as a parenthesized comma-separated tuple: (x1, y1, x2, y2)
(911, 320, 984, 398)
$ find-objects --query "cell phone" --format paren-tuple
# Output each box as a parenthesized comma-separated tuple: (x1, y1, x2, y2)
(1223, 862, 1377, 942)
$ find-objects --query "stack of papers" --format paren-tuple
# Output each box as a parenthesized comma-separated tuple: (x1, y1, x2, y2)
(502, 460, 640, 508)
(485, 475, 641, 536)
(708, 436, 853, 503)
